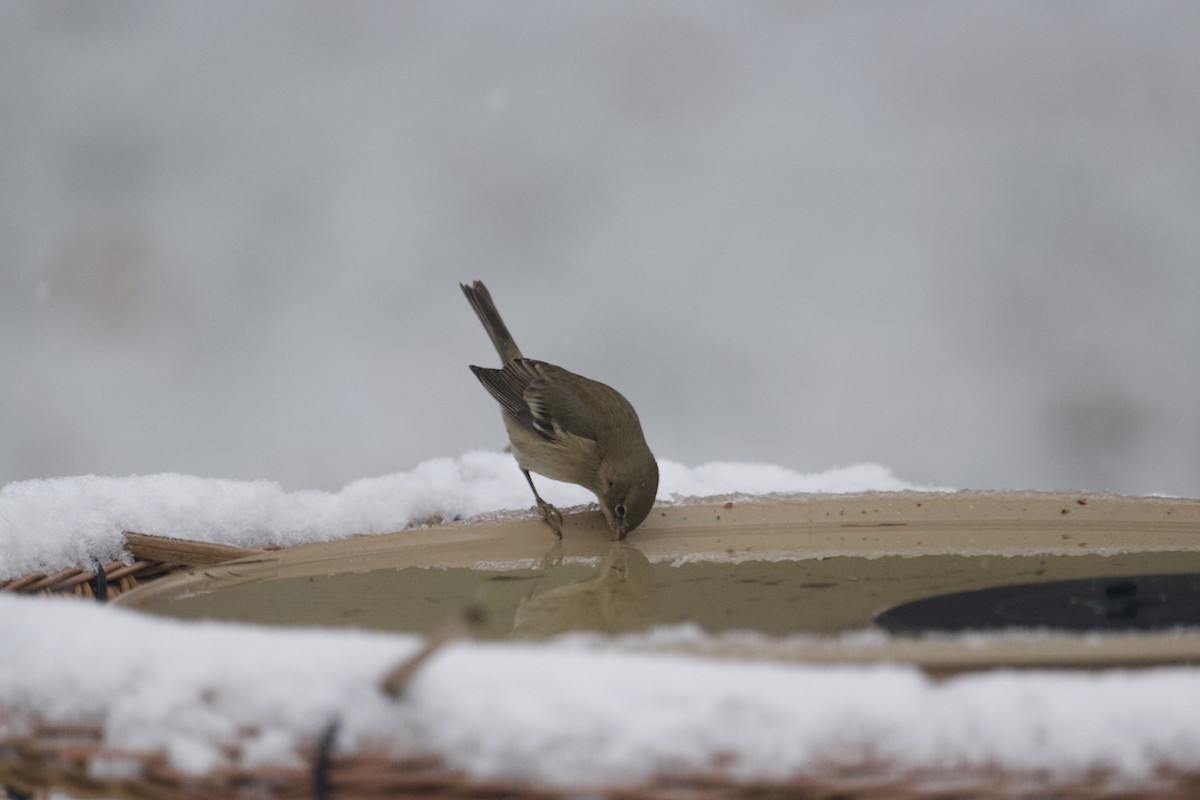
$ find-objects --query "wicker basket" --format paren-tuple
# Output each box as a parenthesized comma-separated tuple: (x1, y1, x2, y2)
(6, 716, 1200, 800)
(0, 533, 263, 600)
(7, 496, 1200, 799)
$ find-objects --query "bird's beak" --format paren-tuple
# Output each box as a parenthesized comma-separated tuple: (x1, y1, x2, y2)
(613, 524, 629, 541)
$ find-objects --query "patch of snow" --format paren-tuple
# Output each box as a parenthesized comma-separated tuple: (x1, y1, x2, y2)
(0, 452, 937, 580)
(3, 595, 1200, 788)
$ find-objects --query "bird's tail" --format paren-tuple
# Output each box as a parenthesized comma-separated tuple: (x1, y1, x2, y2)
(460, 280, 522, 364)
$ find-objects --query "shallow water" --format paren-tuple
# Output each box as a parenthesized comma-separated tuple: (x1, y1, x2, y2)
(146, 546, 1200, 638)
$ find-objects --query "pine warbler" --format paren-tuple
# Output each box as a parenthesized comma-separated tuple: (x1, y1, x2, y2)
(461, 280, 658, 540)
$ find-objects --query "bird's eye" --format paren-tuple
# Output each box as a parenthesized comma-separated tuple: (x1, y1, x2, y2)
(615, 503, 627, 518)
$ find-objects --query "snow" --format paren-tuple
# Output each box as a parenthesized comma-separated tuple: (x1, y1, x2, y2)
(4, 595, 1200, 788)
(0, 451, 931, 581)
(4, 453, 1200, 791)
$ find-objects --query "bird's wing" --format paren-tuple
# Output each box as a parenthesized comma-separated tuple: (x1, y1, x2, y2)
(469, 363, 535, 426)
(470, 359, 599, 444)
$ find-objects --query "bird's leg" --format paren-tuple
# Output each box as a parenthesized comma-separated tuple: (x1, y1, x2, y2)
(522, 469, 563, 538)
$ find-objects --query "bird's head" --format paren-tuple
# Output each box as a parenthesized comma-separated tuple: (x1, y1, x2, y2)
(597, 456, 659, 540)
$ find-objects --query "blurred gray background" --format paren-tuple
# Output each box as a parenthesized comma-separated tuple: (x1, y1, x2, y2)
(2, 1, 1198, 495)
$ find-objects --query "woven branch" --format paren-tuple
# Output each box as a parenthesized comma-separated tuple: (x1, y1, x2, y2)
(3, 718, 1199, 800)
(0, 533, 263, 600)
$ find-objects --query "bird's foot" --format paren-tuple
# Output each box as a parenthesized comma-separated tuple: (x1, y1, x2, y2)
(536, 499, 564, 539)
(537, 538, 564, 570)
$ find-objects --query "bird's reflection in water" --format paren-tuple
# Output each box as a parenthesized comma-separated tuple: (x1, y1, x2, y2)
(511, 542, 658, 637)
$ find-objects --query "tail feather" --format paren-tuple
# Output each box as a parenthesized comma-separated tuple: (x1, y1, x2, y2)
(460, 280, 522, 363)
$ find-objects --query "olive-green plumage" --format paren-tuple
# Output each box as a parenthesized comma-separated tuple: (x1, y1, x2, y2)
(461, 280, 658, 540)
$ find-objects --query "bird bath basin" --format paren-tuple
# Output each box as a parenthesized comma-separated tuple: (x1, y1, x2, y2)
(117, 491, 1200, 673)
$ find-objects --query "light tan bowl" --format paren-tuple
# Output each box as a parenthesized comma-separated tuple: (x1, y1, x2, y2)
(117, 490, 1200, 674)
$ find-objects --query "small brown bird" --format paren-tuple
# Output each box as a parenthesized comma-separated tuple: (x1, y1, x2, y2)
(461, 280, 658, 540)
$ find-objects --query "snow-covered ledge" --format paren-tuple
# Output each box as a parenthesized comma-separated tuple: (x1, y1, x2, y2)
(0, 452, 927, 581)
(4, 593, 1200, 796)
